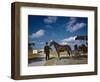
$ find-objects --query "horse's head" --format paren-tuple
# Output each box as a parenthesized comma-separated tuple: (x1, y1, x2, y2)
(49, 40, 55, 47)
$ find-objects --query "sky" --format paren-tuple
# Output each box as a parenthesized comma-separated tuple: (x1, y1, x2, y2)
(28, 15, 88, 50)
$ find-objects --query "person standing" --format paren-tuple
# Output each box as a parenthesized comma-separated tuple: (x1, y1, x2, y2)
(74, 44, 78, 50)
(44, 42, 51, 60)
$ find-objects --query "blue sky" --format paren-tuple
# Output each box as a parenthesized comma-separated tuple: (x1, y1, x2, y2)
(28, 15, 87, 49)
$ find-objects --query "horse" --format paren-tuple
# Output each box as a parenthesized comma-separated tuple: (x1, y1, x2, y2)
(49, 40, 72, 59)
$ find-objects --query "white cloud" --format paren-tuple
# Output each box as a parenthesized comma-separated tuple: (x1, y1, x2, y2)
(66, 17, 86, 32)
(44, 16, 57, 24)
(62, 36, 77, 42)
(30, 29, 45, 38)
(60, 41, 68, 45)
(69, 17, 76, 24)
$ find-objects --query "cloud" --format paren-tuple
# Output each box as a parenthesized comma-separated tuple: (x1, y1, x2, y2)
(60, 41, 68, 45)
(44, 16, 57, 24)
(66, 17, 86, 32)
(30, 29, 45, 38)
(61, 36, 77, 42)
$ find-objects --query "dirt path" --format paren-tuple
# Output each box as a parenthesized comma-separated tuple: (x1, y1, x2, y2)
(28, 53, 87, 66)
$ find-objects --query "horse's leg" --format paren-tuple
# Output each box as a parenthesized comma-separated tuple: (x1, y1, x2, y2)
(57, 51, 60, 59)
(66, 46, 71, 57)
(67, 50, 70, 56)
(66, 49, 71, 57)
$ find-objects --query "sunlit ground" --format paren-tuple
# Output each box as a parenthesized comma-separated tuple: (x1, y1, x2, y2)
(28, 50, 87, 66)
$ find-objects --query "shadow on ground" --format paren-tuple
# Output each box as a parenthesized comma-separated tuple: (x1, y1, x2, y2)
(28, 57, 55, 64)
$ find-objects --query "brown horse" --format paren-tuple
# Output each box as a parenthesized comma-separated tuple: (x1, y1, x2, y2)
(49, 40, 72, 59)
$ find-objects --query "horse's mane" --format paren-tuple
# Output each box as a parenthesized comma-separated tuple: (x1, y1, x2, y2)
(53, 41, 60, 45)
